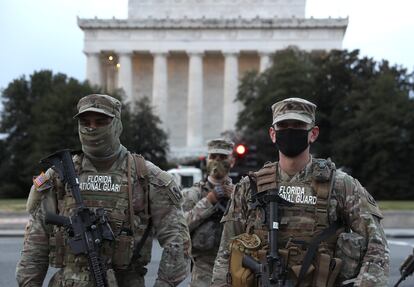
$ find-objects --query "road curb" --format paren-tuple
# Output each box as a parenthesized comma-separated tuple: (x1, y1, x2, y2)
(0, 230, 25, 237)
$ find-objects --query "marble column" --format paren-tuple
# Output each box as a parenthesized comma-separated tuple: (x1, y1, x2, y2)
(186, 51, 204, 148)
(118, 51, 133, 103)
(85, 52, 102, 87)
(259, 51, 272, 72)
(151, 51, 169, 127)
(223, 51, 239, 131)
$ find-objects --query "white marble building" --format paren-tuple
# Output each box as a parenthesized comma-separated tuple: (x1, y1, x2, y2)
(78, 0, 347, 159)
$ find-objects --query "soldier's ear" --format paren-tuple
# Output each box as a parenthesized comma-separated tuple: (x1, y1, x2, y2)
(269, 126, 276, 143)
(309, 126, 319, 143)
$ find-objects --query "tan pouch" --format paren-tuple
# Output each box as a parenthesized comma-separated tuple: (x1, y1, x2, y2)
(112, 234, 134, 270)
(229, 233, 261, 287)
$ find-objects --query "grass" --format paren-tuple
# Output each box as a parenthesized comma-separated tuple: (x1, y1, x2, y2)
(378, 201, 414, 211)
(0, 199, 412, 212)
(0, 198, 26, 212)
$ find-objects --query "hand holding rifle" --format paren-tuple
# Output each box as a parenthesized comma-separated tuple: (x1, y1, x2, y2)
(42, 149, 115, 287)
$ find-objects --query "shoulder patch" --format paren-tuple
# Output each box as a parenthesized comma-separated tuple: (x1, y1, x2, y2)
(33, 172, 49, 189)
(361, 188, 383, 219)
(27, 167, 55, 213)
(168, 183, 183, 206)
(156, 170, 174, 187)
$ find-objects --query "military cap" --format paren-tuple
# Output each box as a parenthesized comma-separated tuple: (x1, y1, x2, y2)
(271, 97, 316, 125)
(74, 94, 121, 119)
(207, 138, 235, 155)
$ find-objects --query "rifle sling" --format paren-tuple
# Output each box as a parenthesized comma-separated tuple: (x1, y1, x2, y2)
(134, 217, 153, 258)
(295, 221, 340, 287)
(131, 154, 152, 260)
(127, 154, 134, 232)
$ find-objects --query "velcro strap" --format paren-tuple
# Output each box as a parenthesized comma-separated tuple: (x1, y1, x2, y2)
(134, 154, 148, 178)
(254, 163, 277, 193)
(313, 181, 330, 200)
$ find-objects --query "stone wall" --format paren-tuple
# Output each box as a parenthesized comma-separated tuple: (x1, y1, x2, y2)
(128, 0, 306, 19)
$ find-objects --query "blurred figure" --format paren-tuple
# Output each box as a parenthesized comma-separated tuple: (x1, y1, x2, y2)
(182, 138, 235, 287)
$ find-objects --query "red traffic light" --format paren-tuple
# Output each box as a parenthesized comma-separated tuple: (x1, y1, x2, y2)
(235, 144, 247, 156)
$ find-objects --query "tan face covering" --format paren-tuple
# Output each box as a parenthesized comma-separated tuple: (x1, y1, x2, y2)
(206, 159, 232, 180)
(78, 117, 123, 161)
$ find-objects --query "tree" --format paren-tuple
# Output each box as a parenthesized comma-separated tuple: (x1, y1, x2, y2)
(237, 48, 319, 164)
(330, 60, 414, 199)
(121, 97, 169, 169)
(236, 48, 414, 199)
(0, 71, 96, 197)
(0, 70, 170, 198)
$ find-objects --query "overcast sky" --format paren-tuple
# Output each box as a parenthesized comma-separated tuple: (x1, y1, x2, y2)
(0, 0, 413, 91)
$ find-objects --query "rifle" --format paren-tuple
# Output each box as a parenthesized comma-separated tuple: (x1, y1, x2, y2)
(42, 149, 115, 287)
(242, 187, 293, 287)
(242, 254, 271, 287)
(394, 249, 414, 287)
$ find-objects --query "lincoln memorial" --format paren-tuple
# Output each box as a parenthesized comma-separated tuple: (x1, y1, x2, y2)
(78, 0, 347, 159)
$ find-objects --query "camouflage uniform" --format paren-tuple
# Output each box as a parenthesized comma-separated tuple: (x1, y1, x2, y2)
(16, 94, 191, 287)
(211, 98, 389, 287)
(182, 139, 234, 287)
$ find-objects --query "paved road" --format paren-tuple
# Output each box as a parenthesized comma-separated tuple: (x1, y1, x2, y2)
(1, 237, 413, 287)
(1, 239, 190, 287)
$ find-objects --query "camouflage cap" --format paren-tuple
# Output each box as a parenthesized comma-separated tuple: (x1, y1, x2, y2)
(74, 94, 121, 119)
(207, 138, 235, 155)
(271, 97, 316, 125)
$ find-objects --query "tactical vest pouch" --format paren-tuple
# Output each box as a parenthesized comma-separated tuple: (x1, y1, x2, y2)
(49, 229, 65, 268)
(335, 232, 366, 280)
(112, 234, 135, 270)
(312, 251, 343, 287)
(229, 233, 261, 287)
(279, 243, 315, 286)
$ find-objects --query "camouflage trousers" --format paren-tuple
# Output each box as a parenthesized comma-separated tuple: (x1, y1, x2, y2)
(47, 266, 146, 287)
(190, 255, 216, 287)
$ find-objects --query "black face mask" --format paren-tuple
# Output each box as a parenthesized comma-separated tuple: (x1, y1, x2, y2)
(275, 128, 312, 157)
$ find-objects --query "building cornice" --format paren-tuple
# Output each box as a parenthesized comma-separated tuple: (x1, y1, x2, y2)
(78, 17, 348, 30)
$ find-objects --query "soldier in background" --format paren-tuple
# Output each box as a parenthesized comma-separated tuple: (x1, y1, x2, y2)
(182, 139, 235, 287)
(211, 98, 389, 287)
(16, 94, 190, 287)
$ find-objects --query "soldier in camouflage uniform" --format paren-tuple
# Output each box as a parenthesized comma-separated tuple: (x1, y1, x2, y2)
(211, 98, 389, 287)
(182, 139, 235, 287)
(16, 94, 191, 287)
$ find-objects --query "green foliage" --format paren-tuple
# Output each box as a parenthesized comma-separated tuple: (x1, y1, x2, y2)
(0, 70, 169, 198)
(237, 48, 414, 200)
(121, 97, 169, 169)
(0, 71, 93, 197)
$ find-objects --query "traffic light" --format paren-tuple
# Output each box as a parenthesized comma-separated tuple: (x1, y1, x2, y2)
(235, 144, 247, 158)
(231, 143, 259, 181)
(234, 143, 258, 167)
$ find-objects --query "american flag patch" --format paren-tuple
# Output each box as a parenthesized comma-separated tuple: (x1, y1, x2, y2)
(33, 172, 49, 188)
